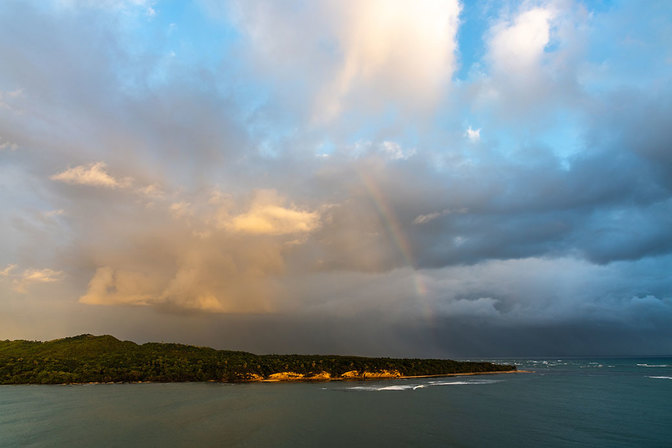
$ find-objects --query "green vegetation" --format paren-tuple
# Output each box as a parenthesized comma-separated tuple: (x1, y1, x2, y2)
(0, 334, 515, 384)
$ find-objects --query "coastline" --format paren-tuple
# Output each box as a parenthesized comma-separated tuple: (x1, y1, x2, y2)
(1, 335, 519, 386)
(257, 369, 531, 382)
(4, 370, 531, 386)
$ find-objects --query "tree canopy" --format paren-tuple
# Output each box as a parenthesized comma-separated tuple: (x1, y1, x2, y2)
(0, 334, 515, 384)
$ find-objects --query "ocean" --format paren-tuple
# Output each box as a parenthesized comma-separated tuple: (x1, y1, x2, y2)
(1, 358, 670, 447)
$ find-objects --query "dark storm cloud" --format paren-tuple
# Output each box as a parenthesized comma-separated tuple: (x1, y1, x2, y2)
(298, 101, 672, 270)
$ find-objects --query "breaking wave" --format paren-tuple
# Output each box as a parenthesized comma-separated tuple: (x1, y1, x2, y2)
(346, 379, 500, 391)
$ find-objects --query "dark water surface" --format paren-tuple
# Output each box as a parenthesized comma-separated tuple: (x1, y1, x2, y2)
(1, 358, 670, 447)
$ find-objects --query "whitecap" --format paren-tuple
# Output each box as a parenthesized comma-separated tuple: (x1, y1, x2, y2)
(648, 376, 672, 380)
(345, 378, 500, 391)
(346, 386, 379, 391)
(429, 379, 501, 386)
(347, 385, 416, 391)
(637, 364, 670, 368)
(377, 385, 416, 391)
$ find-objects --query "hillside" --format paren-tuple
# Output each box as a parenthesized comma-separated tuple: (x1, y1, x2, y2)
(0, 334, 515, 384)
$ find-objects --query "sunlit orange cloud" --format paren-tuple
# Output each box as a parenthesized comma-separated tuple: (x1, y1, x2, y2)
(51, 162, 132, 188)
(76, 189, 322, 313)
(225, 190, 320, 235)
(0, 265, 63, 294)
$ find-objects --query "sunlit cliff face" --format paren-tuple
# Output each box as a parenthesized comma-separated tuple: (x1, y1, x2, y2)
(1, 0, 671, 356)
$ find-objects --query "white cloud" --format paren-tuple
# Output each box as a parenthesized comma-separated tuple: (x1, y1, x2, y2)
(380, 141, 416, 160)
(413, 212, 442, 225)
(44, 209, 66, 217)
(54, 0, 153, 11)
(318, 0, 462, 121)
(473, 2, 582, 121)
(414, 207, 467, 224)
(230, 0, 461, 122)
(489, 6, 556, 77)
(50, 162, 131, 188)
(348, 140, 416, 160)
(465, 126, 481, 142)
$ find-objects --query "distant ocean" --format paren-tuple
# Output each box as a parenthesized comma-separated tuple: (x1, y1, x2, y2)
(1, 358, 670, 447)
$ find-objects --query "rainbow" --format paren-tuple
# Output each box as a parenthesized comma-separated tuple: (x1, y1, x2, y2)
(357, 168, 432, 314)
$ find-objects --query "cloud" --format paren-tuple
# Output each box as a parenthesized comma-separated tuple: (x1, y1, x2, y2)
(440, 297, 500, 317)
(54, 0, 153, 12)
(169, 201, 192, 218)
(317, 0, 462, 121)
(347, 140, 417, 160)
(379, 141, 416, 160)
(228, 0, 461, 123)
(1, 265, 63, 293)
(467, 1, 587, 125)
(50, 162, 130, 188)
(413, 211, 442, 225)
(0, 265, 17, 277)
(21, 268, 63, 284)
(0, 138, 19, 151)
(223, 190, 321, 236)
(69, 188, 320, 313)
(488, 6, 556, 77)
(79, 266, 164, 307)
(137, 184, 164, 199)
(413, 207, 467, 225)
(0, 88, 23, 111)
(76, 240, 281, 314)
(464, 126, 480, 142)
(44, 209, 66, 217)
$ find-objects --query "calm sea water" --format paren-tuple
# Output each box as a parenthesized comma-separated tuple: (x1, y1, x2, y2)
(1, 358, 670, 447)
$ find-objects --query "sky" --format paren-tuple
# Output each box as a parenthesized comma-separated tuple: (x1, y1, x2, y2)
(1, 0, 671, 357)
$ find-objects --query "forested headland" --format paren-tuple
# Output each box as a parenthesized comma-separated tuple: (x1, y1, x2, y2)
(0, 334, 516, 384)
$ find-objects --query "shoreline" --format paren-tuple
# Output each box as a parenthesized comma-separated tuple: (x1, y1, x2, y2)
(258, 369, 531, 382)
(1, 370, 532, 386)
